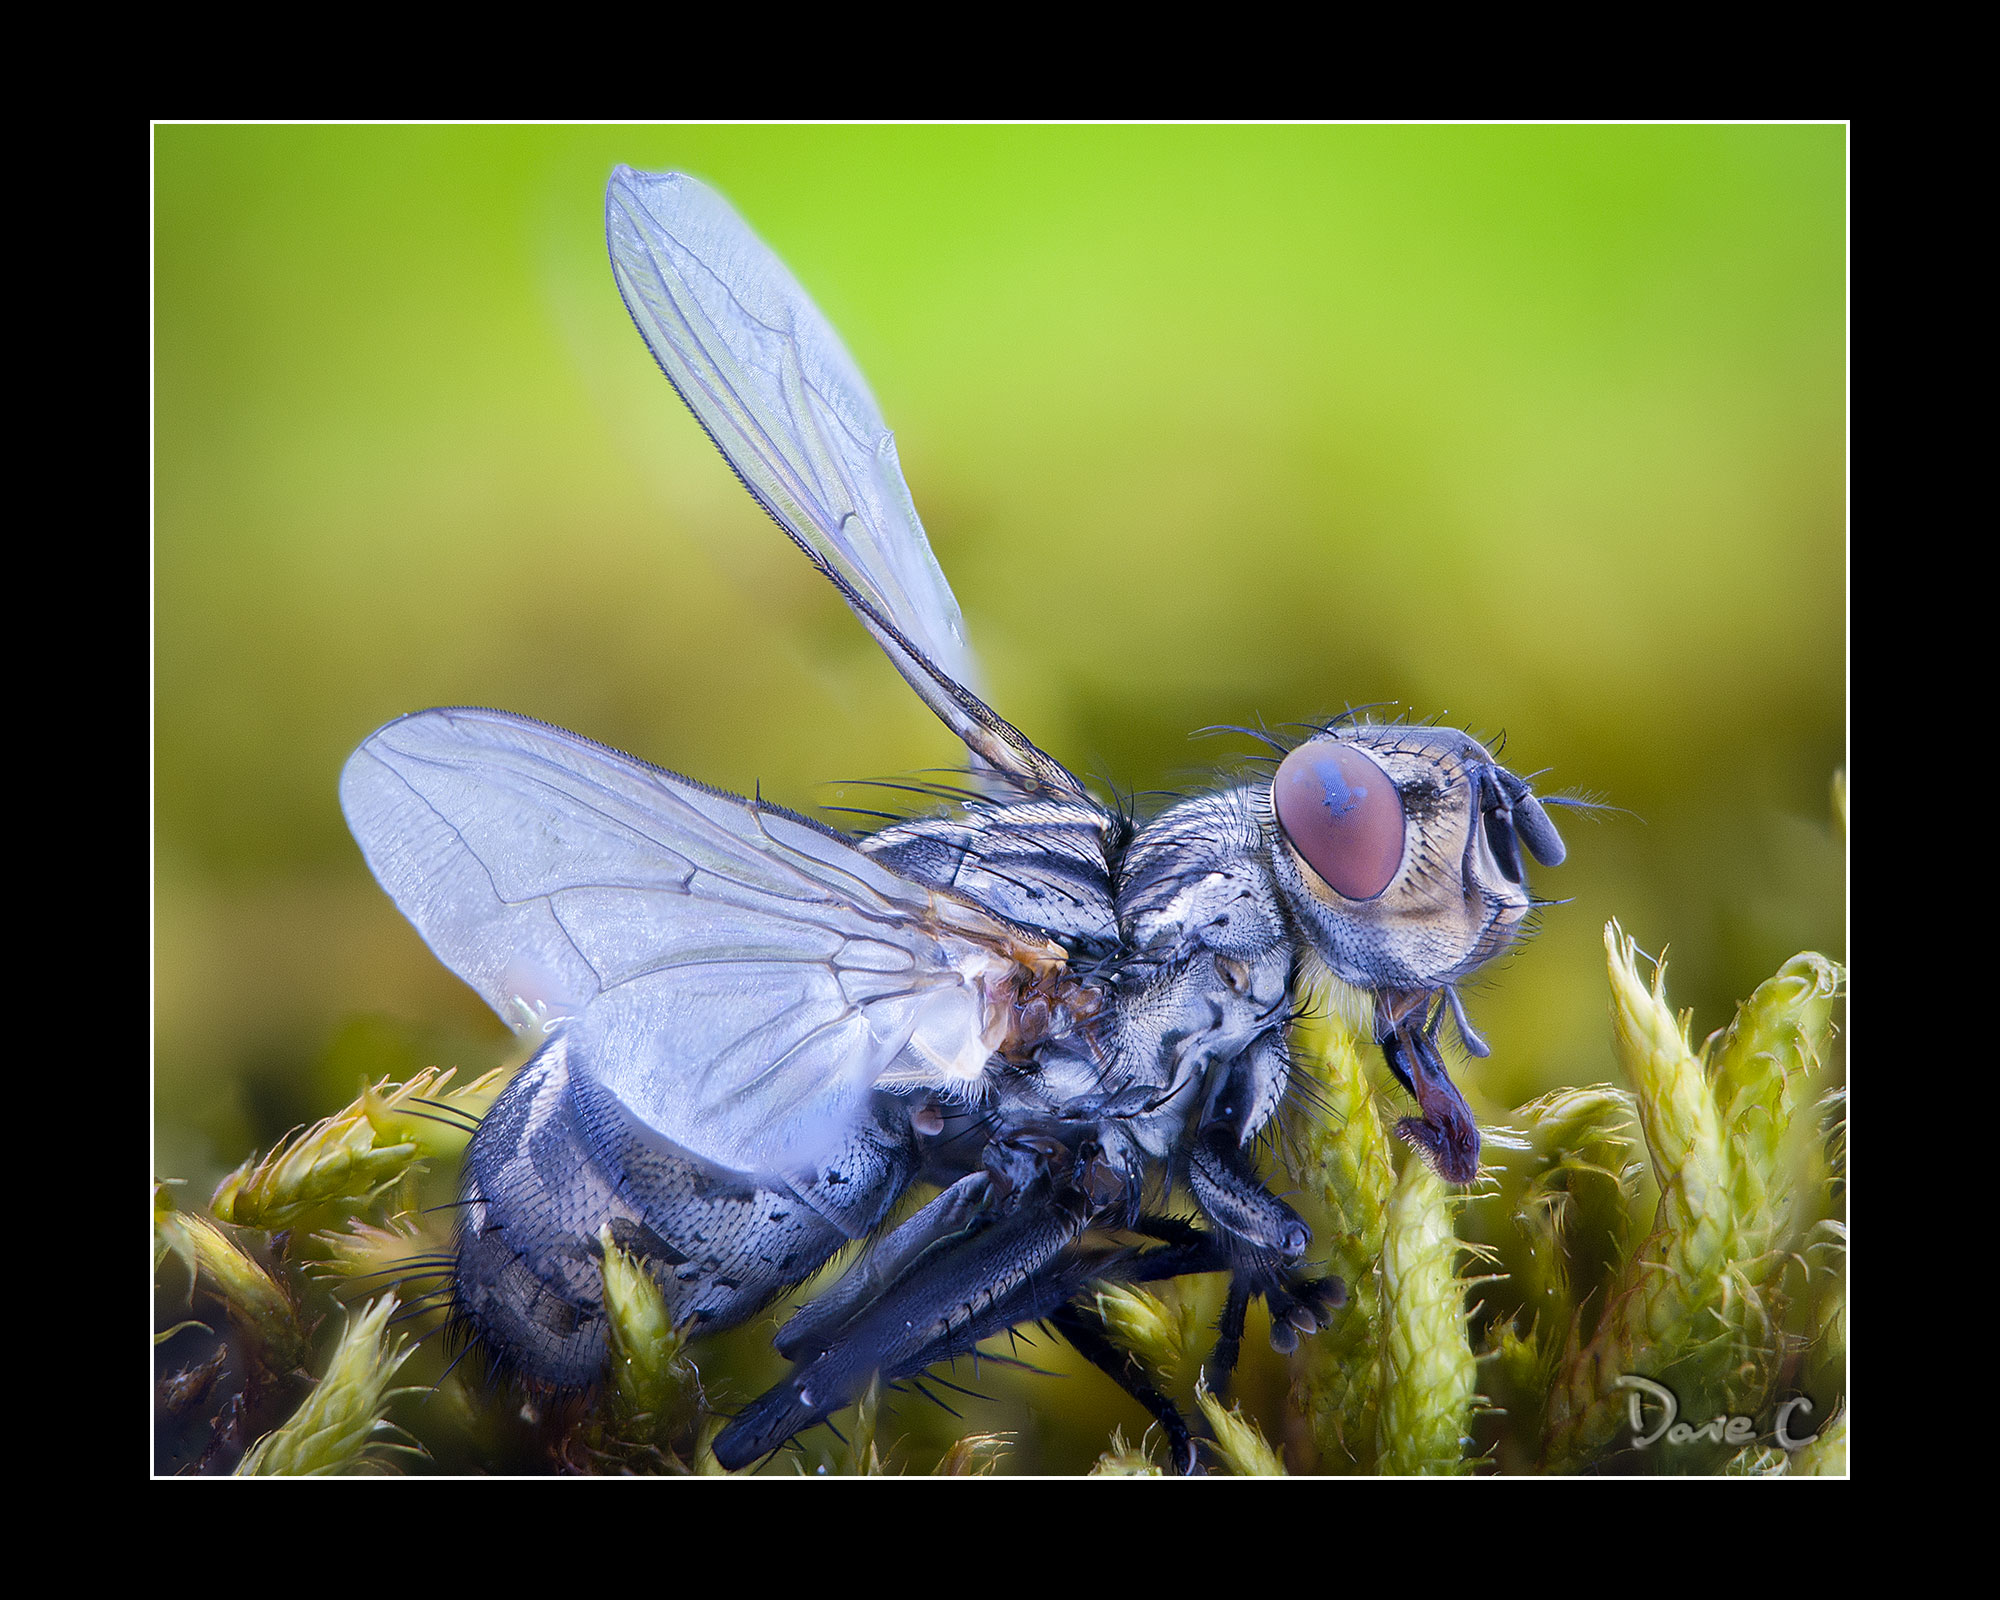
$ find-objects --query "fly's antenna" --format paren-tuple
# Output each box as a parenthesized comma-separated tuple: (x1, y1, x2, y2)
(1540, 790, 1628, 821)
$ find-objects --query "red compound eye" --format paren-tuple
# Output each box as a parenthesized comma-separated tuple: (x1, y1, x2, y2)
(1273, 741, 1405, 900)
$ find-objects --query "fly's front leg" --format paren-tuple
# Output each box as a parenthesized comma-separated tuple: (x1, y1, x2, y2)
(1185, 1035, 1345, 1391)
(1185, 1132, 1345, 1389)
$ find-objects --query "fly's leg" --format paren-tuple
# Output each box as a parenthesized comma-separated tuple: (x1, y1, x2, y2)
(1185, 1123, 1344, 1393)
(713, 1132, 1097, 1471)
(1114, 1211, 1222, 1274)
(716, 1130, 1339, 1474)
(1051, 1212, 1334, 1470)
(1263, 1272, 1346, 1351)
(771, 1169, 995, 1364)
(1211, 1277, 1254, 1390)
(1046, 1298, 1200, 1475)
(1200, 1247, 1346, 1389)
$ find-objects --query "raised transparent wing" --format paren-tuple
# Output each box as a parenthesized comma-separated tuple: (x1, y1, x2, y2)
(605, 166, 1081, 800)
(340, 708, 1060, 1180)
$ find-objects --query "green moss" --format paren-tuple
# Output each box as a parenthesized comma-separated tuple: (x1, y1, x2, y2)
(158, 925, 1845, 1475)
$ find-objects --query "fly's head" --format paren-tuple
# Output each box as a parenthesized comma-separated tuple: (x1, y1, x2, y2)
(1266, 724, 1564, 992)
(1264, 723, 1568, 1183)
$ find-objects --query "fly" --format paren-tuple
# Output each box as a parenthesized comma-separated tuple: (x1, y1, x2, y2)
(340, 167, 1571, 1472)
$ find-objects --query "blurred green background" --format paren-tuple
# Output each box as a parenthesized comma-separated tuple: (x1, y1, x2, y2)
(155, 126, 1844, 1460)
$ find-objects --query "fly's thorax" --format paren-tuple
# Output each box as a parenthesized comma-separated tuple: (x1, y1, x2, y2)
(861, 799, 1122, 952)
(1066, 943, 1295, 1164)
(1073, 790, 1301, 1158)
(1263, 725, 1541, 995)
(1118, 788, 1290, 964)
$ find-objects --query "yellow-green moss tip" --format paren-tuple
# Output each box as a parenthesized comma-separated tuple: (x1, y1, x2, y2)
(1708, 953, 1840, 1143)
(210, 1098, 416, 1230)
(1195, 1378, 1288, 1475)
(1494, 1084, 1644, 1336)
(1542, 928, 1844, 1470)
(935, 1435, 1012, 1475)
(155, 1180, 195, 1278)
(1093, 1283, 1200, 1394)
(361, 1064, 510, 1155)
(310, 1213, 448, 1281)
(158, 1205, 309, 1372)
(597, 1222, 692, 1430)
(1603, 924, 1729, 1220)
(1784, 1399, 1846, 1476)
(212, 1066, 509, 1229)
(1482, 1318, 1544, 1402)
(235, 1296, 416, 1475)
(1090, 1426, 1166, 1476)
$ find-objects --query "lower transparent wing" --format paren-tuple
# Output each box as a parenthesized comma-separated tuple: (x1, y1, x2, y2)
(340, 708, 1057, 1178)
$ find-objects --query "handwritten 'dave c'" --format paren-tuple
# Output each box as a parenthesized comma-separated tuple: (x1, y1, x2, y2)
(1615, 1375, 1822, 1451)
